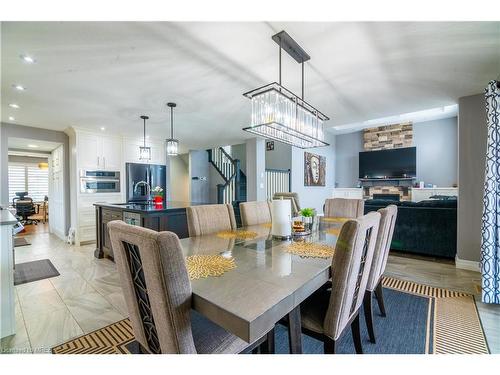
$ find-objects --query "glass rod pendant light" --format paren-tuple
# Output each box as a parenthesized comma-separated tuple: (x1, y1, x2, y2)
(166, 102, 179, 156)
(242, 30, 330, 149)
(139, 115, 151, 161)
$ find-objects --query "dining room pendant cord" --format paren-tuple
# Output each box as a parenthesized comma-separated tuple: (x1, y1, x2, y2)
(166, 102, 179, 156)
(139, 115, 151, 161)
(242, 30, 330, 149)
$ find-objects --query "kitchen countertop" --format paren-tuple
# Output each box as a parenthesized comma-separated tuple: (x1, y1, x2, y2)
(0, 209, 17, 226)
(93, 201, 209, 213)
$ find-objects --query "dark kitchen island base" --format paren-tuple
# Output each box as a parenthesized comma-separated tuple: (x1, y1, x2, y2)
(94, 201, 204, 260)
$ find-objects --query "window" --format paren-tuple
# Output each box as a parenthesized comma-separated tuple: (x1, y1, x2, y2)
(8, 163, 49, 203)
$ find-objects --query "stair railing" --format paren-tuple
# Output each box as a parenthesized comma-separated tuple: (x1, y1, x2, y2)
(266, 168, 291, 200)
(208, 147, 241, 204)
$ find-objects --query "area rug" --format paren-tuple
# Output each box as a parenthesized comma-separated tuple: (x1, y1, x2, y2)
(14, 237, 31, 247)
(51, 277, 489, 354)
(14, 259, 60, 285)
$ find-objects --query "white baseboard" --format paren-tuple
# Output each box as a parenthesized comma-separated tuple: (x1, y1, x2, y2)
(455, 256, 480, 272)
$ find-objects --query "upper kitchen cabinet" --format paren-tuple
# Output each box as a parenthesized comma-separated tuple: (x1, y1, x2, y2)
(123, 138, 166, 165)
(77, 133, 122, 170)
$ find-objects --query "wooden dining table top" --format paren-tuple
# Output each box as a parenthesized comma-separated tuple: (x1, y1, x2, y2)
(178, 219, 343, 343)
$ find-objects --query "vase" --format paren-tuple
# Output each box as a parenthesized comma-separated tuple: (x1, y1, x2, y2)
(153, 195, 163, 204)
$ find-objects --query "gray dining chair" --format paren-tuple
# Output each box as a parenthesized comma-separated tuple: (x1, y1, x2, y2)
(324, 198, 364, 219)
(363, 204, 398, 343)
(239, 201, 272, 226)
(108, 220, 273, 354)
(299, 211, 381, 354)
(186, 204, 237, 237)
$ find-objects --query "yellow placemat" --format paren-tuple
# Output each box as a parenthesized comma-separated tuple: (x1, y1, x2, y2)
(261, 223, 272, 228)
(326, 227, 342, 236)
(283, 242, 335, 258)
(216, 230, 258, 239)
(322, 217, 350, 223)
(185, 254, 236, 280)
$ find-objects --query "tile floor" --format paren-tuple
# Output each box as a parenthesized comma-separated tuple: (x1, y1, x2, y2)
(1, 232, 499, 354)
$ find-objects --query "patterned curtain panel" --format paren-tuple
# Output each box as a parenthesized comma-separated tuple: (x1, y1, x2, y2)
(481, 80, 500, 304)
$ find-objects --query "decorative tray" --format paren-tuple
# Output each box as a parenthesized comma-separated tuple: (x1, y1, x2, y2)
(292, 229, 312, 237)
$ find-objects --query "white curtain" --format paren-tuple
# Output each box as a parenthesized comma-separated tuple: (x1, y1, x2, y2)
(481, 80, 500, 304)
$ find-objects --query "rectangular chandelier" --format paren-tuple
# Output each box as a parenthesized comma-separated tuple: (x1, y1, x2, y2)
(243, 82, 329, 148)
(242, 31, 330, 149)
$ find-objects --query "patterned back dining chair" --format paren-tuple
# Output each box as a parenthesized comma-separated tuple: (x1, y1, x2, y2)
(186, 204, 237, 237)
(300, 211, 381, 354)
(324, 198, 364, 219)
(108, 220, 272, 354)
(239, 201, 272, 226)
(363, 204, 398, 344)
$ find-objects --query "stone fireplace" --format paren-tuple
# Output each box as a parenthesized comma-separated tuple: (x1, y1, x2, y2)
(362, 122, 415, 200)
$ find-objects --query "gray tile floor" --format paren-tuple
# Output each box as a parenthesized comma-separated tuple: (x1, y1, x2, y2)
(1, 232, 499, 354)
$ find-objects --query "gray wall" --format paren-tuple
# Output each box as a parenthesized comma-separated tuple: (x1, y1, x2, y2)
(230, 144, 247, 175)
(291, 133, 336, 213)
(265, 140, 292, 171)
(246, 138, 266, 201)
(0, 122, 70, 234)
(334, 117, 458, 188)
(188, 150, 211, 203)
(458, 94, 488, 262)
(413, 117, 458, 187)
(334, 132, 364, 188)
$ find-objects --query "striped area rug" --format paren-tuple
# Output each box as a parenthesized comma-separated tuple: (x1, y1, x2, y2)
(52, 277, 489, 354)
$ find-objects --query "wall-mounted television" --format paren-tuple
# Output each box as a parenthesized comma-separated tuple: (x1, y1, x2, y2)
(359, 147, 416, 179)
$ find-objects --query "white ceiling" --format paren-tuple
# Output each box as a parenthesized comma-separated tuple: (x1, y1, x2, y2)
(8, 137, 61, 152)
(2, 22, 499, 152)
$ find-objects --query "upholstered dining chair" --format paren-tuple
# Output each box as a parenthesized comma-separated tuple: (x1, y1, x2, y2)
(324, 198, 364, 219)
(108, 220, 273, 354)
(299, 211, 381, 354)
(363, 204, 398, 344)
(239, 201, 272, 226)
(272, 192, 301, 217)
(186, 204, 237, 237)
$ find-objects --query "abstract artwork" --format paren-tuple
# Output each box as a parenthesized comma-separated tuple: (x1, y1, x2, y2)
(304, 152, 326, 186)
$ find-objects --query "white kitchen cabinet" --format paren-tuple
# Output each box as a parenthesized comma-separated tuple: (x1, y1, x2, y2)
(411, 188, 458, 202)
(78, 134, 100, 170)
(101, 137, 122, 170)
(77, 133, 122, 171)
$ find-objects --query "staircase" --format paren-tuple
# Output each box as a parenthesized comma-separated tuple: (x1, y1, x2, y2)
(207, 147, 247, 205)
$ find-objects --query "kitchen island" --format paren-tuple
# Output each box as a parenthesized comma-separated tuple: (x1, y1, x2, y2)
(94, 201, 206, 259)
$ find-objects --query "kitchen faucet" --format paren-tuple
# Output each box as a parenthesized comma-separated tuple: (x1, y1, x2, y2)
(133, 180, 151, 201)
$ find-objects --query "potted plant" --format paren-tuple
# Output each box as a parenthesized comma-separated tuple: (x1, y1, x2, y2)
(299, 207, 316, 226)
(152, 186, 164, 204)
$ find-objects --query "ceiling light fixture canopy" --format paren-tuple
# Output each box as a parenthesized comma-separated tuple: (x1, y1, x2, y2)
(166, 102, 179, 156)
(139, 115, 151, 161)
(242, 30, 329, 149)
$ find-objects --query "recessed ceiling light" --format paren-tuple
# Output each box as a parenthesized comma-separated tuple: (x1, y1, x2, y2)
(8, 116, 15, 121)
(20, 55, 36, 64)
(28, 144, 38, 148)
(12, 84, 26, 91)
(100, 127, 106, 131)
(9, 103, 20, 109)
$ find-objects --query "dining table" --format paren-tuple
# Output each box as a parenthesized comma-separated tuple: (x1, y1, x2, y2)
(179, 218, 343, 354)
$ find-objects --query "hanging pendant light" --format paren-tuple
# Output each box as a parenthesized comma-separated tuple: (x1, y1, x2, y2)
(139, 115, 151, 161)
(166, 102, 179, 156)
(242, 30, 330, 149)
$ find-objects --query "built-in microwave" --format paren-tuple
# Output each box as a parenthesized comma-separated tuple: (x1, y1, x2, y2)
(79, 170, 120, 194)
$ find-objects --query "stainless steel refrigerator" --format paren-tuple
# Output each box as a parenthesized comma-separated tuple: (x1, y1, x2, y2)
(126, 163, 166, 203)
